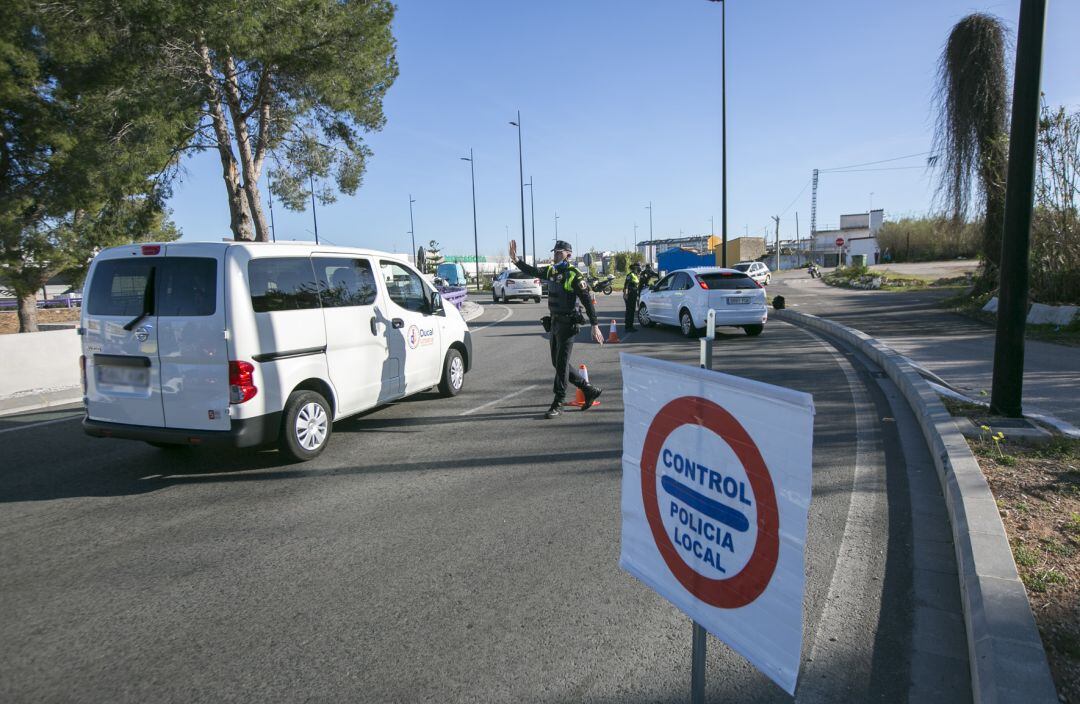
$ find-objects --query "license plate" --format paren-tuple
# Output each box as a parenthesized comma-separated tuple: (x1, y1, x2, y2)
(727, 297, 751, 305)
(97, 365, 150, 387)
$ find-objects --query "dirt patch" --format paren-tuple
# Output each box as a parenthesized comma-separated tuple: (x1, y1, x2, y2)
(0, 309, 80, 335)
(949, 404, 1080, 701)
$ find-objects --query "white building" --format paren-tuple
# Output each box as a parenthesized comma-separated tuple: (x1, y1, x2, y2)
(810, 209, 884, 265)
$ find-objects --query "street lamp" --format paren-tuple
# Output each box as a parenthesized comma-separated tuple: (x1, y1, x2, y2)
(707, 0, 728, 267)
(523, 177, 536, 265)
(408, 194, 417, 263)
(509, 112, 527, 264)
(554, 211, 559, 242)
(461, 149, 480, 291)
(645, 201, 654, 264)
(309, 173, 320, 245)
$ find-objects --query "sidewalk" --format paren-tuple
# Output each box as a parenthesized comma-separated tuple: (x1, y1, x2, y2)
(771, 271, 1080, 430)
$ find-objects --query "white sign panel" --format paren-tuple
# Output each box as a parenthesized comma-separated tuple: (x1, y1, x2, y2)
(619, 353, 814, 695)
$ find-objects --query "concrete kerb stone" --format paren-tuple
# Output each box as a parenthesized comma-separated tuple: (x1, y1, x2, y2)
(773, 308, 1058, 703)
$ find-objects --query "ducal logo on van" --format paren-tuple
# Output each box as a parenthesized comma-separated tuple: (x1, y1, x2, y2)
(407, 325, 435, 349)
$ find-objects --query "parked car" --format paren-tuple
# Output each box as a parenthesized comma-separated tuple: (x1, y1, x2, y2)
(637, 267, 767, 337)
(733, 261, 771, 285)
(492, 269, 542, 303)
(80, 241, 473, 461)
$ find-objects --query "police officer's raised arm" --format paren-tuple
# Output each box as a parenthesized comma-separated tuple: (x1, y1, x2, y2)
(508, 240, 542, 277)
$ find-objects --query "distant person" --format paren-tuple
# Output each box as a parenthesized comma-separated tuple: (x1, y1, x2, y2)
(509, 238, 603, 419)
(623, 262, 643, 332)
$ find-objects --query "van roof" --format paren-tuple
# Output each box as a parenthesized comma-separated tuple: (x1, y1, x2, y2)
(97, 240, 413, 260)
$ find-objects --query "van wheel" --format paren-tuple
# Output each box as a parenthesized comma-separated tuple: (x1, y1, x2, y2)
(438, 349, 465, 397)
(279, 390, 332, 462)
(744, 324, 764, 337)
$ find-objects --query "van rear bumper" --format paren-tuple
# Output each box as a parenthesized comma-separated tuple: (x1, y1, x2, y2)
(83, 413, 280, 448)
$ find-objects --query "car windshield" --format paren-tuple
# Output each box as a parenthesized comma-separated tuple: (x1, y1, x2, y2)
(509, 272, 534, 279)
(732, 263, 751, 272)
(697, 272, 758, 290)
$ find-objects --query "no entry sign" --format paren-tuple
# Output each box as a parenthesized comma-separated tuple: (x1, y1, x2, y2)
(835, 237, 845, 247)
(619, 354, 814, 695)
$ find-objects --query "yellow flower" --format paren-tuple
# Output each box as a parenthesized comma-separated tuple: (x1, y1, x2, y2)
(980, 425, 991, 431)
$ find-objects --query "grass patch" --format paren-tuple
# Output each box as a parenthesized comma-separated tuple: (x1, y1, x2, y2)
(823, 265, 970, 292)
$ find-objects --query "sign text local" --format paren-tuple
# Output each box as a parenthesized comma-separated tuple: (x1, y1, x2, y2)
(619, 353, 814, 695)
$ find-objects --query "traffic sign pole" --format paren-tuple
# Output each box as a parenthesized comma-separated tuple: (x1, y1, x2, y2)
(691, 621, 707, 703)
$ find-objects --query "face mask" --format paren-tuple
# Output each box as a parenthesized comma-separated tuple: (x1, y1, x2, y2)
(555, 259, 570, 269)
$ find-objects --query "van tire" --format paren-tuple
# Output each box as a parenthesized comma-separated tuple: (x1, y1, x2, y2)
(279, 390, 332, 462)
(438, 349, 465, 397)
(744, 324, 764, 337)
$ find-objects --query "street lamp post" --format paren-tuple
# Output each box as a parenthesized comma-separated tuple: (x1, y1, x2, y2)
(461, 150, 480, 291)
(509, 112, 527, 264)
(554, 211, 559, 242)
(408, 194, 417, 263)
(707, 0, 728, 267)
(525, 178, 536, 265)
(645, 201, 654, 264)
(310, 173, 319, 245)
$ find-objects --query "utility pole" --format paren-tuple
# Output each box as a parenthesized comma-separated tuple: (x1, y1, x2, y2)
(267, 179, 277, 243)
(554, 211, 559, 241)
(309, 173, 319, 245)
(795, 212, 800, 265)
(527, 177, 536, 265)
(772, 215, 780, 272)
(408, 194, 417, 263)
(510, 112, 527, 264)
(991, 0, 1047, 418)
(646, 201, 654, 264)
(461, 150, 480, 290)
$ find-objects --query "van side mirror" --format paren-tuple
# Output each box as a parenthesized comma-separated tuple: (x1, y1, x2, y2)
(430, 291, 443, 313)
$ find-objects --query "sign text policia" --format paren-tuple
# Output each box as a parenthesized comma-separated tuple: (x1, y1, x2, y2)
(619, 354, 814, 695)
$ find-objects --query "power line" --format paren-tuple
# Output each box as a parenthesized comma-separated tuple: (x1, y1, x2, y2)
(778, 178, 812, 218)
(820, 150, 935, 173)
(824, 165, 933, 174)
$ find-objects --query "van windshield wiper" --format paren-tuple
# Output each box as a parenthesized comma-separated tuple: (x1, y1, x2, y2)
(123, 266, 156, 331)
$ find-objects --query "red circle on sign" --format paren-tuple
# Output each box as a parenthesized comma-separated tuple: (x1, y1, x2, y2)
(835, 237, 845, 247)
(641, 396, 779, 608)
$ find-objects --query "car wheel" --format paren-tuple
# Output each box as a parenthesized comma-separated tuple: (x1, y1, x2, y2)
(637, 303, 654, 328)
(279, 389, 332, 462)
(438, 348, 465, 397)
(534, 296, 541, 303)
(744, 324, 764, 337)
(679, 309, 700, 338)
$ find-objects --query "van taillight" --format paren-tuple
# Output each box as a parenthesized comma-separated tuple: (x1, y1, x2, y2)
(79, 355, 87, 393)
(141, 244, 161, 255)
(229, 361, 257, 404)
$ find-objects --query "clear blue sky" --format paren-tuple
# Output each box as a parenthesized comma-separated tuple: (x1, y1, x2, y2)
(168, 0, 1080, 258)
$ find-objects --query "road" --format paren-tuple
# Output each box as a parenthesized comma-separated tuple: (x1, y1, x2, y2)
(0, 295, 968, 702)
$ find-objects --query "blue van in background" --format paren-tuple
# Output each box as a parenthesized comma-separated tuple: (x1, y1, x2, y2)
(437, 262, 468, 287)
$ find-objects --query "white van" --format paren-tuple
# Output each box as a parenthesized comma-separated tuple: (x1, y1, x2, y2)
(80, 242, 473, 461)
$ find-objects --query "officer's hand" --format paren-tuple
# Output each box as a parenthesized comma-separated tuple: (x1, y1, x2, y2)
(592, 325, 604, 345)
(509, 239, 517, 262)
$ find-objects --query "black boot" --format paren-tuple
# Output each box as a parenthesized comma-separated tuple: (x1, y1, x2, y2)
(544, 400, 563, 419)
(581, 385, 603, 410)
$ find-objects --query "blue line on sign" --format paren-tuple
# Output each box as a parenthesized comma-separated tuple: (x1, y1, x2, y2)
(661, 475, 750, 533)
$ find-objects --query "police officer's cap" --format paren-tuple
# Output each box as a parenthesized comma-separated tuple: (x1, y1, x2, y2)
(552, 240, 573, 253)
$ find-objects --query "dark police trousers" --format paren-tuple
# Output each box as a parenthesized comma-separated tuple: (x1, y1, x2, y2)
(624, 292, 639, 330)
(549, 315, 587, 401)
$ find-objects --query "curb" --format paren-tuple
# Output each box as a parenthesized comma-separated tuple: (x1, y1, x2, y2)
(460, 300, 484, 322)
(773, 308, 1058, 704)
(0, 388, 82, 418)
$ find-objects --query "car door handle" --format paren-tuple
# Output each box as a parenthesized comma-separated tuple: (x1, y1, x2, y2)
(392, 318, 405, 329)
(370, 317, 378, 335)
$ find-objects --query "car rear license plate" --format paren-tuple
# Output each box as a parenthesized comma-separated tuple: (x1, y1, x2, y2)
(97, 365, 149, 387)
(728, 297, 751, 305)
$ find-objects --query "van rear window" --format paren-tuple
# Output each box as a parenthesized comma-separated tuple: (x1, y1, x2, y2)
(697, 273, 758, 290)
(87, 258, 217, 317)
(248, 258, 320, 312)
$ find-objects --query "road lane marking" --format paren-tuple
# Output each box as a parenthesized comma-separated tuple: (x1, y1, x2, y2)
(470, 305, 513, 332)
(0, 415, 82, 435)
(458, 385, 539, 416)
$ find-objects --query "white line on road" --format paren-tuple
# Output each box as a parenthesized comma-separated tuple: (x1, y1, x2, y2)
(0, 414, 81, 435)
(458, 385, 539, 416)
(469, 305, 513, 332)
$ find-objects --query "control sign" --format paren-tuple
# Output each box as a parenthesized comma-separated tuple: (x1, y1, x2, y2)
(835, 237, 845, 247)
(619, 353, 814, 695)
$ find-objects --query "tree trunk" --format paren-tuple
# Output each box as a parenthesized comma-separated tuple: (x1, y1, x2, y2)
(198, 40, 254, 241)
(17, 291, 39, 333)
(222, 55, 271, 243)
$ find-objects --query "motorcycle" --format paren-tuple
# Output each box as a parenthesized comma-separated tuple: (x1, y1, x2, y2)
(587, 273, 614, 295)
(808, 263, 821, 279)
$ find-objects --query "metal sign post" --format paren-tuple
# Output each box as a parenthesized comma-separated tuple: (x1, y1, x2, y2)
(692, 308, 717, 701)
(699, 309, 716, 370)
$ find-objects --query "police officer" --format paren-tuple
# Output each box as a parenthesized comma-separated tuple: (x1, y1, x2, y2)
(623, 261, 642, 332)
(640, 262, 659, 289)
(510, 238, 604, 419)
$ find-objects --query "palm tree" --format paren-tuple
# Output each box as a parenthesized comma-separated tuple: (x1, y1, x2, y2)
(933, 13, 1010, 287)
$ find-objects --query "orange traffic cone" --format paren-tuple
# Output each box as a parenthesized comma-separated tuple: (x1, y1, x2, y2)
(607, 319, 620, 343)
(567, 364, 599, 408)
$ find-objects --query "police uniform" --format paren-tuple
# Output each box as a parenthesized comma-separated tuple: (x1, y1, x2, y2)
(623, 266, 641, 332)
(514, 242, 602, 418)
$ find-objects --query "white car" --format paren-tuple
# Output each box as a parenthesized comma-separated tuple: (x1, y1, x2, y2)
(80, 241, 472, 461)
(733, 261, 771, 285)
(492, 269, 542, 303)
(637, 267, 768, 337)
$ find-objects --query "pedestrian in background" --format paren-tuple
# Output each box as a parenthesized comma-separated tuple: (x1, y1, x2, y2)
(510, 238, 603, 419)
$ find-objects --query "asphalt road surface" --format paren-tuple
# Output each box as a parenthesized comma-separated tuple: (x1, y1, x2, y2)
(0, 295, 970, 702)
